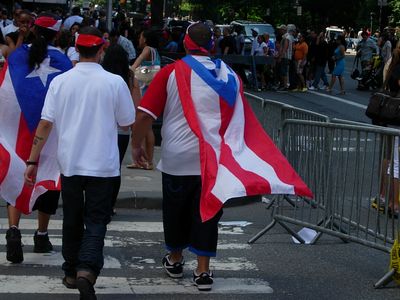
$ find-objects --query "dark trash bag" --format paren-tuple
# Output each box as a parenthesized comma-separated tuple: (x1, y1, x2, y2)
(365, 92, 400, 126)
(351, 68, 360, 80)
(351, 56, 360, 80)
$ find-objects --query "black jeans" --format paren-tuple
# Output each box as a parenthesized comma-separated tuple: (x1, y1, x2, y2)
(61, 175, 117, 278)
(111, 134, 130, 209)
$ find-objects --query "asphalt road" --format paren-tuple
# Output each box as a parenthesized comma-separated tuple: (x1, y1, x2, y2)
(251, 53, 373, 124)
(0, 202, 399, 300)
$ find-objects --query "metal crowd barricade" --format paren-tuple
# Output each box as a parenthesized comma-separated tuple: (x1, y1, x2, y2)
(282, 106, 330, 123)
(244, 92, 330, 145)
(330, 117, 378, 127)
(250, 119, 399, 287)
(244, 92, 284, 143)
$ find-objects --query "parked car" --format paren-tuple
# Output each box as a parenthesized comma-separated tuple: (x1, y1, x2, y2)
(214, 24, 231, 34)
(325, 26, 345, 42)
(230, 20, 276, 55)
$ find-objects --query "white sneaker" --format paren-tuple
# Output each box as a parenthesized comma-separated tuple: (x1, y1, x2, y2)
(308, 86, 317, 91)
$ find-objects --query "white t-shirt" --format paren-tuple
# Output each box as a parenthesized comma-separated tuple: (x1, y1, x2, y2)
(250, 37, 259, 55)
(41, 62, 135, 177)
(255, 42, 268, 56)
(62, 15, 83, 30)
(2, 23, 17, 37)
(236, 33, 245, 55)
(138, 56, 218, 175)
(0, 19, 12, 35)
(66, 47, 79, 63)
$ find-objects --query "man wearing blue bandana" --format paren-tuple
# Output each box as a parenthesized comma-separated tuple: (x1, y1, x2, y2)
(133, 20, 312, 292)
(132, 22, 221, 292)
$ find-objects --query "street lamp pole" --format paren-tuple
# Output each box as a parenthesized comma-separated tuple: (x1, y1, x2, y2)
(370, 12, 375, 33)
(163, 0, 166, 18)
(106, 0, 112, 31)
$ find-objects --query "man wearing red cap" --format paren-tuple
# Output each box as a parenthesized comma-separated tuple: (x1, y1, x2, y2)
(24, 26, 135, 299)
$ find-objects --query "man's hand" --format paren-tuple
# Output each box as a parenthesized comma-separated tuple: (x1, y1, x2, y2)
(24, 165, 38, 186)
(131, 146, 148, 168)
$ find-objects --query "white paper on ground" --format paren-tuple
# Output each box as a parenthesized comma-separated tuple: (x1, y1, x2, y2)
(219, 221, 253, 227)
(261, 196, 271, 204)
(291, 227, 318, 244)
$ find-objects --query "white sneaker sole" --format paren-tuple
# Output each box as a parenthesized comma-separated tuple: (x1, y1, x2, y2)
(194, 283, 213, 291)
(164, 268, 183, 278)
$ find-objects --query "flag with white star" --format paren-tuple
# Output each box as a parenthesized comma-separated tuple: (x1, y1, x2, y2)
(0, 45, 72, 214)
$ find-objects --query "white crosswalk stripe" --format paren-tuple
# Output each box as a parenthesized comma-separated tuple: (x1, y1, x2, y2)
(0, 218, 246, 234)
(0, 275, 273, 294)
(0, 218, 273, 295)
(0, 234, 252, 249)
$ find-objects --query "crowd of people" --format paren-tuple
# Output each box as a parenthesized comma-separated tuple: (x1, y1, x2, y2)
(2, 4, 400, 94)
(0, 2, 399, 299)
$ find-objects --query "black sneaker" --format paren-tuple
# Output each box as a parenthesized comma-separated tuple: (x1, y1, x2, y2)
(6, 227, 23, 263)
(277, 86, 288, 92)
(162, 254, 184, 278)
(76, 277, 96, 300)
(62, 276, 77, 289)
(193, 271, 214, 291)
(33, 231, 53, 253)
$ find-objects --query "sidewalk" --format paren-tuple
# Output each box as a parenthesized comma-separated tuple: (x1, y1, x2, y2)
(117, 145, 163, 209)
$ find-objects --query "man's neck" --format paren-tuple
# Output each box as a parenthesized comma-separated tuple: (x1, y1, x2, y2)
(79, 57, 99, 63)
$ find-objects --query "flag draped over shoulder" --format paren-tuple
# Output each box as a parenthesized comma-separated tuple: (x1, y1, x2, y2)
(0, 45, 72, 214)
(175, 55, 313, 222)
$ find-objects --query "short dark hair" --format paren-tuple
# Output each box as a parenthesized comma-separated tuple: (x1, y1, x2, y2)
(141, 30, 159, 48)
(188, 23, 212, 49)
(109, 28, 119, 38)
(29, 13, 60, 69)
(76, 26, 104, 58)
(72, 6, 80, 15)
(102, 44, 129, 86)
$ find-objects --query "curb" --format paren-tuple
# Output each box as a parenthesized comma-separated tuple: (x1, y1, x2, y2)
(115, 192, 261, 209)
(1, 194, 261, 210)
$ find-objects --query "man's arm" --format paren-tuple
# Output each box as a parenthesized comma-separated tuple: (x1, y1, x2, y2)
(280, 38, 288, 57)
(24, 119, 53, 185)
(127, 39, 137, 61)
(131, 110, 154, 167)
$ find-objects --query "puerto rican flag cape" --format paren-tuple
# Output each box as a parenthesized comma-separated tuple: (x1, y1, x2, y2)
(175, 56, 313, 222)
(0, 45, 72, 214)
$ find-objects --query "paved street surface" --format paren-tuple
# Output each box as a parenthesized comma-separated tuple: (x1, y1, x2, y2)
(251, 53, 373, 124)
(0, 201, 398, 299)
(0, 52, 399, 298)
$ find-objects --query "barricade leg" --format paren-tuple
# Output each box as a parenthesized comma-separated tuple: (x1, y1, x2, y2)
(374, 269, 395, 288)
(310, 218, 327, 245)
(309, 216, 348, 245)
(283, 195, 296, 207)
(331, 219, 350, 243)
(248, 219, 277, 244)
(248, 196, 296, 244)
(276, 219, 306, 244)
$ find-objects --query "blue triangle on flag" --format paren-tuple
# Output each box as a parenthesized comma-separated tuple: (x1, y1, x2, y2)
(182, 55, 238, 107)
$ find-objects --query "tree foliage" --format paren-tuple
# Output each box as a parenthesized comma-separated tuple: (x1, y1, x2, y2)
(177, 0, 397, 30)
(72, 0, 399, 30)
